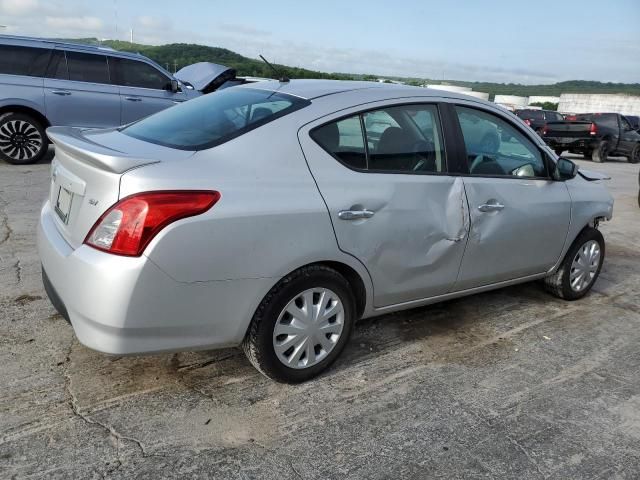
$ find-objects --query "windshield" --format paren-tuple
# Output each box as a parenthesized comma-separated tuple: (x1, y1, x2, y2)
(122, 88, 309, 150)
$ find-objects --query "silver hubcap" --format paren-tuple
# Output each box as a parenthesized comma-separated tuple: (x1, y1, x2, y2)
(273, 288, 344, 369)
(570, 240, 601, 292)
(0, 120, 43, 161)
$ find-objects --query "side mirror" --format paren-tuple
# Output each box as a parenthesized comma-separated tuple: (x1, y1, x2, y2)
(169, 79, 180, 93)
(556, 157, 578, 180)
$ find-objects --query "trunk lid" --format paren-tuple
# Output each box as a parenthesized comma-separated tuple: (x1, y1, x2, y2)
(46, 126, 195, 248)
(545, 121, 593, 138)
(174, 62, 237, 93)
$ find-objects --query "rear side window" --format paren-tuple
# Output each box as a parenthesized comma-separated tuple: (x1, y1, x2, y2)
(66, 51, 110, 84)
(312, 104, 446, 173)
(0, 45, 50, 77)
(46, 50, 68, 80)
(122, 88, 309, 150)
(517, 110, 543, 121)
(110, 58, 169, 90)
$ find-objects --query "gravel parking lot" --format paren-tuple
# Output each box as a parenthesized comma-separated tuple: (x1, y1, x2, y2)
(1, 150, 639, 479)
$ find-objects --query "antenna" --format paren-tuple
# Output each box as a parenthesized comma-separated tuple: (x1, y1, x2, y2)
(259, 55, 289, 83)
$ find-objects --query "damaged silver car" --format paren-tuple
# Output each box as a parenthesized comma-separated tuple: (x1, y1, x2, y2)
(39, 80, 614, 382)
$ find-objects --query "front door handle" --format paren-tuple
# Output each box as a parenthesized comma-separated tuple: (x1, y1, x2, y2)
(338, 209, 375, 220)
(124, 97, 142, 102)
(478, 203, 505, 213)
(51, 90, 71, 96)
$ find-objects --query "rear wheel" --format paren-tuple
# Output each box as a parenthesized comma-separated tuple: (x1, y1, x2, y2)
(543, 227, 604, 300)
(0, 112, 47, 165)
(243, 265, 356, 383)
(591, 140, 608, 163)
(627, 143, 640, 164)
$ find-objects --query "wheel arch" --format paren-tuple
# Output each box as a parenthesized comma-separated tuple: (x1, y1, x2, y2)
(0, 104, 51, 130)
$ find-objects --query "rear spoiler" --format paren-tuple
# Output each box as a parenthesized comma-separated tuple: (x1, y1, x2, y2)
(47, 127, 159, 174)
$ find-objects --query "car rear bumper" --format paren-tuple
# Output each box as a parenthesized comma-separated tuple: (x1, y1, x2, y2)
(544, 137, 598, 151)
(38, 201, 274, 355)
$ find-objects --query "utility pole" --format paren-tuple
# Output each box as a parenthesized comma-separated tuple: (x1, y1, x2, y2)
(130, 28, 133, 43)
(173, 60, 177, 73)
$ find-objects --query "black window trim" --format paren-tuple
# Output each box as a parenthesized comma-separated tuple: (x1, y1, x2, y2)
(448, 102, 554, 181)
(309, 101, 450, 176)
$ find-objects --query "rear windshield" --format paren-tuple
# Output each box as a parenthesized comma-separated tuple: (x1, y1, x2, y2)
(122, 88, 310, 150)
(516, 110, 544, 121)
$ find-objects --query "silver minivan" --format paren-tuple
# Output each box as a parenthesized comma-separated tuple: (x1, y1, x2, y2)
(0, 35, 257, 165)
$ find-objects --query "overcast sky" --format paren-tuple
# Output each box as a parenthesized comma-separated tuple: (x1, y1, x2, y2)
(1, 0, 639, 84)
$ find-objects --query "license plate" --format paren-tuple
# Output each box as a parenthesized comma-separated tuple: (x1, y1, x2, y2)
(557, 137, 575, 144)
(54, 187, 73, 224)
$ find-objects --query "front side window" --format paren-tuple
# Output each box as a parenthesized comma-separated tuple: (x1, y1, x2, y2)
(456, 106, 546, 178)
(111, 58, 169, 90)
(311, 104, 445, 173)
(0, 45, 49, 77)
(122, 88, 309, 150)
(66, 51, 110, 84)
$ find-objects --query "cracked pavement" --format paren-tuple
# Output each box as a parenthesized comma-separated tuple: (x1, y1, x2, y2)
(1, 149, 639, 479)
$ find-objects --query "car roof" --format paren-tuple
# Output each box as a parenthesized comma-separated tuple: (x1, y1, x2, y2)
(0, 34, 147, 61)
(240, 79, 492, 103)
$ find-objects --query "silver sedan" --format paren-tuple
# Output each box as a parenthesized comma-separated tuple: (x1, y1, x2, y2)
(38, 80, 614, 382)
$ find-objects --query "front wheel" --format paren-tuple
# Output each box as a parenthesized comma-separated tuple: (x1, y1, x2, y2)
(0, 112, 48, 165)
(627, 144, 640, 164)
(543, 227, 605, 300)
(243, 265, 356, 383)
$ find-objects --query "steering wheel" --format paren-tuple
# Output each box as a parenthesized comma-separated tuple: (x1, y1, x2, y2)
(411, 139, 435, 171)
(469, 154, 487, 174)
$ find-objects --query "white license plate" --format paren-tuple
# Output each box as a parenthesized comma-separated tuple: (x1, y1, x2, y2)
(54, 187, 73, 224)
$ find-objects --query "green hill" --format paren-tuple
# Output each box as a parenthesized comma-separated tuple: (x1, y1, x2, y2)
(62, 38, 640, 97)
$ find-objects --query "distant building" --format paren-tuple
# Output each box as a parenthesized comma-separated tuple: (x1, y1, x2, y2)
(493, 95, 528, 111)
(558, 93, 640, 116)
(528, 96, 560, 105)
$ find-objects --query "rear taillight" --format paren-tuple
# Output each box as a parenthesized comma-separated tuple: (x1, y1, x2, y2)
(542, 124, 548, 135)
(85, 191, 220, 256)
(524, 119, 531, 126)
(589, 123, 598, 135)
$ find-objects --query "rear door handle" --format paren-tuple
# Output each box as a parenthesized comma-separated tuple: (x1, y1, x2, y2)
(125, 97, 142, 102)
(51, 90, 71, 96)
(478, 203, 505, 212)
(338, 209, 375, 220)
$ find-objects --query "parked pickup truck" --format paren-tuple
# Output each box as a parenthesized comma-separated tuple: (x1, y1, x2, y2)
(542, 112, 640, 163)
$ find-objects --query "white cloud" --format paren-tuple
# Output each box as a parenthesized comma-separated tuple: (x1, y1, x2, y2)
(45, 15, 103, 32)
(0, 0, 39, 16)
(137, 15, 170, 30)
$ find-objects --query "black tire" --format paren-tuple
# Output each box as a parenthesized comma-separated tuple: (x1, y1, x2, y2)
(591, 140, 608, 163)
(627, 143, 640, 164)
(543, 227, 605, 300)
(0, 112, 48, 165)
(242, 265, 356, 383)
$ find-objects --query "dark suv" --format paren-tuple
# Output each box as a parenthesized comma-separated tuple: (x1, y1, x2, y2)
(515, 109, 564, 136)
